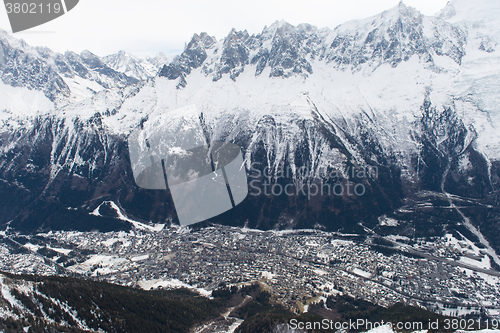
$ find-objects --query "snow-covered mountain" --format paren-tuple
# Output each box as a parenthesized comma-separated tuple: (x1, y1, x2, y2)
(0, 272, 224, 332)
(0, 29, 141, 105)
(0, 1, 499, 257)
(103, 50, 167, 80)
(159, 4, 465, 83)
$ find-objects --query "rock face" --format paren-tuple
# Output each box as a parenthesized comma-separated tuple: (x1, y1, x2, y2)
(0, 1, 500, 256)
(159, 32, 217, 87)
(159, 4, 465, 83)
(0, 30, 139, 103)
(103, 50, 165, 81)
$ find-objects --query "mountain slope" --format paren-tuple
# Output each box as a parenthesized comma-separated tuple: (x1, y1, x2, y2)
(0, 29, 140, 106)
(103, 50, 166, 80)
(0, 272, 462, 333)
(0, 1, 499, 258)
(0, 272, 225, 332)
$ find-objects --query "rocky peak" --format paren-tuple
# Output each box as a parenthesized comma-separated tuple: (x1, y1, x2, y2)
(269, 20, 296, 35)
(159, 32, 217, 86)
(103, 50, 161, 80)
(323, 2, 464, 70)
(146, 52, 169, 68)
(79, 49, 105, 70)
(212, 29, 250, 81)
(386, 2, 421, 20)
(158, 6, 465, 87)
(188, 32, 217, 49)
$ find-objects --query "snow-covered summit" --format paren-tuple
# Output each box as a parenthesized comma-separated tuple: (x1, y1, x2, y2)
(103, 50, 162, 80)
(157, 2, 465, 89)
(439, 0, 500, 26)
(0, 33, 142, 107)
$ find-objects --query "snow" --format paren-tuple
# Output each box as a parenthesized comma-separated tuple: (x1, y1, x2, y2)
(1, 0, 499, 205)
(378, 215, 399, 227)
(137, 278, 212, 297)
(261, 271, 276, 280)
(226, 319, 244, 333)
(1, 7, 500, 325)
(387, 235, 411, 243)
(62, 75, 106, 103)
(314, 268, 328, 276)
(436, 0, 500, 159)
(352, 268, 373, 279)
(102, 238, 119, 246)
(439, 0, 500, 35)
(459, 255, 490, 270)
(90, 205, 101, 216)
(0, 0, 499, 167)
(48, 296, 91, 331)
(440, 305, 480, 317)
(0, 82, 53, 129)
(23, 243, 41, 252)
(103, 50, 159, 80)
(331, 239, 354, 246)
(130, 254, 149, 262)
(91, 2, 500, 167)
(459, 267, 500, 287)
(0, 276, 25, 312)
(93, 201, 165, 232)
(240, 226, 265, 233)
(47, 246, 73, 255)
(85, 45, 457, 189)
(70, 254, 128, 276)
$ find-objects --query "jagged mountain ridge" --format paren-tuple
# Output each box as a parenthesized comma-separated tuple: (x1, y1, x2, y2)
(0, 30, 141, 105)
(160, 3, 465, 85)
(103, 50, 167, 81)
(0, 1, 499, 259)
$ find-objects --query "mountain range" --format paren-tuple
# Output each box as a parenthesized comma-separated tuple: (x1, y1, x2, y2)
(0, 0, 500, 261)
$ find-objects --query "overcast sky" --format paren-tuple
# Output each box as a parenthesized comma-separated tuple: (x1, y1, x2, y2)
(0, 0, 450, 58)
